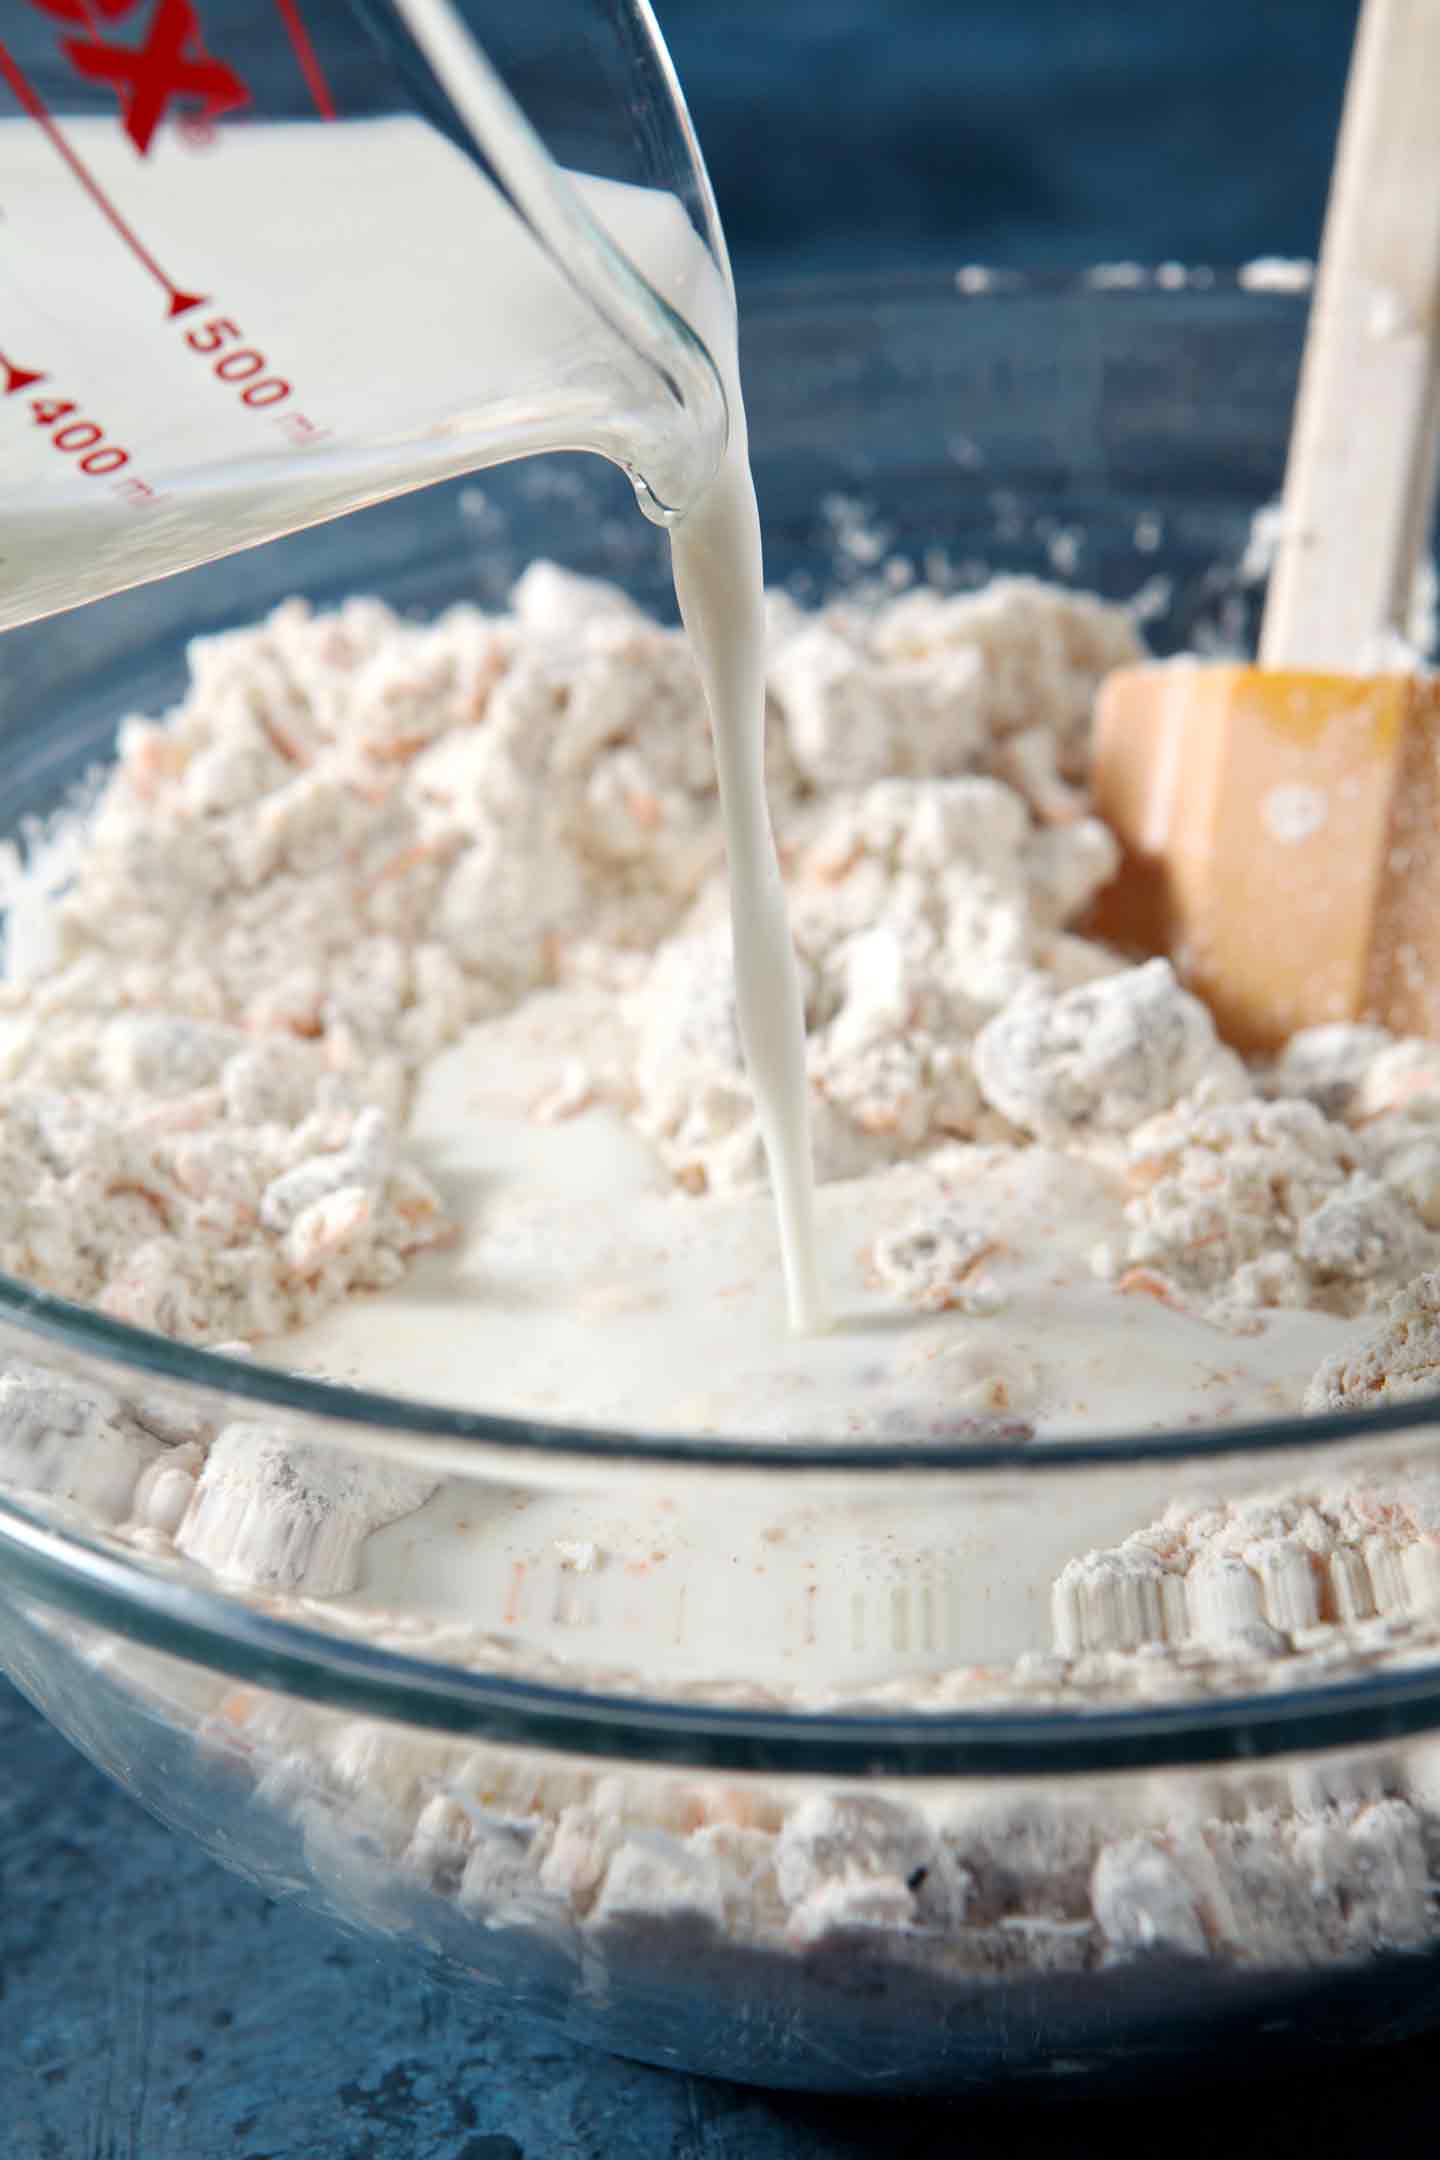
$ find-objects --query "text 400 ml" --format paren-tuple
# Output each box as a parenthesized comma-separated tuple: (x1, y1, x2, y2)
(22, 391, 154, 505)
(182, 314, 328, 443)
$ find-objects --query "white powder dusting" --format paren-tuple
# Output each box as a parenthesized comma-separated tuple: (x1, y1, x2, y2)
(1237, 257, 1315, 293)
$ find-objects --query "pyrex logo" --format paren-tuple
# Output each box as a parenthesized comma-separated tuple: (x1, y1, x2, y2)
(26, 0, 249, 155)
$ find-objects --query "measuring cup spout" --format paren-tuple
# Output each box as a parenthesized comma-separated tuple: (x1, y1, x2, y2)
(380, 0, 731, 520)
(0, 0, 733, 628)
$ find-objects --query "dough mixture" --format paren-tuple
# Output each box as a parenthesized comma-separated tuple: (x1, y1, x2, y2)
(7, 563, 1440, 1995)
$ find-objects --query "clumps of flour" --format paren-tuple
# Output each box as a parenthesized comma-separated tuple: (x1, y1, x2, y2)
(7, 560, 1440, 1402)
(175, 1422, 435, 1596)
(624, 576, 1143, 1194)
(971, 957, 1237, 1143)
(1086, 1800, 1431, 1968)
(1077, 1015, 1440, 1323)
(1053, 1474, 1440, 1660)
(0, 1349, 434, 1595)
(0, 571, 1138, 1322)
(0, 569, 739, 1340)
(25, 1318, 1440, 1999)
(629, 777, 1124, 1189)
(869, 1216, 1005, 1316)
(0, 1359, 172, 1527)
(1266, 1022, 1440, 1143)
(0, 1025, 448, 1341)
(163, 1621, 1440, 1987)
(1095, 1097, 1438, 1322)
(964, 986, 1440, 1328)
(6, 564, 1440, 1373)
(767, 574, 1142, 818)
(1306, 1275, 1440, 1411)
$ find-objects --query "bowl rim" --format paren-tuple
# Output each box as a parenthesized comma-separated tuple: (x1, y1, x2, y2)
(9, 1480, 1440, 1777)
(0, 1272, 1434, 1476)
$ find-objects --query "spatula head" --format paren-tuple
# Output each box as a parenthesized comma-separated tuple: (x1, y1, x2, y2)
(1087, 662, 1440, 1053)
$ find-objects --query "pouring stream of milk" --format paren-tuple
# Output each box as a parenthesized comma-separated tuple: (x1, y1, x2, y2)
(389, 0, 826, 1331)
(669, 440, 827, 1334)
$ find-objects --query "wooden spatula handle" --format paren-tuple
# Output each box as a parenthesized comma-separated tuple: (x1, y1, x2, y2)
(1261, 0, 1440, 674)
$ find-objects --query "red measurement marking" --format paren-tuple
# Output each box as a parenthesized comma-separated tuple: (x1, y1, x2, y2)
(29, 389, 132, 472)
(0, 38, 207, 317)
(57, 0, 249, 156)
(275, 411, 327, 444)
(4, 366, 145, 489)
(0, 353, 46, 396)
(182, 312, 309, 420)
(270, 0, 336, 122)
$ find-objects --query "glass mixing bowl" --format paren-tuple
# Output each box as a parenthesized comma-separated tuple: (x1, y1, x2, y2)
(5, 274, 1440, 2096)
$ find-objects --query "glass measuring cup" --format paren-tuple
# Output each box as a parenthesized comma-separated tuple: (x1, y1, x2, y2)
(0, 0, 733, 631)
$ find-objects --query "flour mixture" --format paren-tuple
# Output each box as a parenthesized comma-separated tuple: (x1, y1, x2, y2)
(10, 556, 1440, 1993)
(5, 556, 1440, 1655)
(3, 564, 1438, 1432)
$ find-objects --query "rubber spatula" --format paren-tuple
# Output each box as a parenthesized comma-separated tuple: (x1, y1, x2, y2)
(1088, 0, 1440, 1052)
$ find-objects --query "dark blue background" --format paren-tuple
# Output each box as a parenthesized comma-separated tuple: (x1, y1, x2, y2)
(661, 0, 1357, 277)
(3, 3, 1399, 2154)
